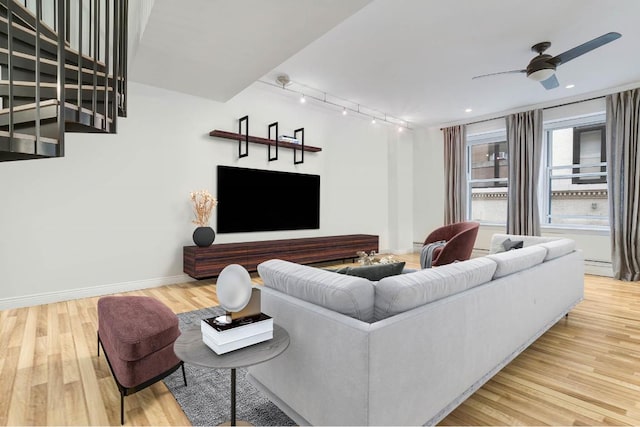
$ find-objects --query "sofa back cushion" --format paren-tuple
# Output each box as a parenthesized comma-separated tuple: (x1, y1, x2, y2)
(489, 233, 557, 254)
(258, 259, 375, 322)
(538, 238, 576, 261)
(373, 257, 497, 321)
(486, 245, 547, 279)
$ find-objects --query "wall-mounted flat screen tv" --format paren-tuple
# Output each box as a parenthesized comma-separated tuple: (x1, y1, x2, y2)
(217, 166, 320, 233)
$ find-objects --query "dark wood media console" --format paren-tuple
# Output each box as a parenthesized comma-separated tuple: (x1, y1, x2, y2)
(183, 234, 379, 279)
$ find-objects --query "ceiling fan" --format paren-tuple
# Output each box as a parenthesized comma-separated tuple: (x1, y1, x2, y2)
(472, 32, 621, 90)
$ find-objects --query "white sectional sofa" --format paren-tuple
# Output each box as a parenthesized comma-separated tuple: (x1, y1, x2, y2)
(247, 234, 584, 426)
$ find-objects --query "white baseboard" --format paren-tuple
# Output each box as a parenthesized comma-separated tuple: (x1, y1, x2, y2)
(389, 248, 413, 255)
(583, 260, 614, 277)
(0, 274, 194, 311)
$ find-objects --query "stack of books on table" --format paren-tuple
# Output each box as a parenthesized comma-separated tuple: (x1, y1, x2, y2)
(201, 313, 273, 355)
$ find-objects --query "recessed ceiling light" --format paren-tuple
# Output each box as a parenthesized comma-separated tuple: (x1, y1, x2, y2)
(300, 94, 306, 103)
(371, 118, 376, 124)
(342, 108, 347, 115)
(565, 84, 575, 89)
(465, 108, 473, 113)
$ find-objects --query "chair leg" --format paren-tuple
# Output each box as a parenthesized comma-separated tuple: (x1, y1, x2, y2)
(97, 333, 100, 357)
(120, 392, 124, 425)
(181, 363, 187, 387)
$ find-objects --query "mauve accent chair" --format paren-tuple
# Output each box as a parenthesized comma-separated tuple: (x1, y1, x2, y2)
(97, 296, 187, 425)
(423, 221, 480, 267)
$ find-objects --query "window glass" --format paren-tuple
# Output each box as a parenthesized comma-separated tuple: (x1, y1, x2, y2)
(548, 178, 608, 227)
(469, 183, 508, 223)
(470, 142, 508, 184)
(545, 121, 607, 228)
(467, 133, 508, 224)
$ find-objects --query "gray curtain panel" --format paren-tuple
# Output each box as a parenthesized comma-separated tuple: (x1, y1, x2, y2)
(506, 109, 543, 236)
(606, 89, 640, 281)
(443, 125, 467, 224)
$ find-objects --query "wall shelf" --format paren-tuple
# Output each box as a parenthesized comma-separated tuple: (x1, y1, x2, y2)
(209, 129, 322, 153)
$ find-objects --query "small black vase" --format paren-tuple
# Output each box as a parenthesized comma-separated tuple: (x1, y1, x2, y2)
(193, 226, 216, 247)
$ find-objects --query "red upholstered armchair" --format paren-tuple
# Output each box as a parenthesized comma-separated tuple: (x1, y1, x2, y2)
(423, 221, 480, 267)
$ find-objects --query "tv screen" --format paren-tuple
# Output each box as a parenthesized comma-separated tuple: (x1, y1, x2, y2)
(217, 166, 320, 233)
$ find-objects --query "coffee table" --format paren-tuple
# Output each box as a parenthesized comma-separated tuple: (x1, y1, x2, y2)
(174, 324, 290, 426)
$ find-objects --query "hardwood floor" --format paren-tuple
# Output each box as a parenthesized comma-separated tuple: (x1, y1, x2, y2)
(0, 254, 639, 425)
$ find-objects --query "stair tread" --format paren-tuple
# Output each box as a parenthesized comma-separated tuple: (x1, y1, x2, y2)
(0, 80, 114, 90)
(0, 15, 107, 68)
(0, 99, 112, 125)
(5, 0, 67, 47)
(0, 99, 58, 114)
(0, 47, 111, 78)
(0, 130, 58, 144)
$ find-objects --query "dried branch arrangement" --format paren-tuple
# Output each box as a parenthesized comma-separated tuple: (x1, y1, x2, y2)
(190, 190, 218, 227)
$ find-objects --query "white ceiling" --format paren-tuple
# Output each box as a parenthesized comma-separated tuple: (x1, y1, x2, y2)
(132, 0, 640, 128)
(130, 0, 371, 101)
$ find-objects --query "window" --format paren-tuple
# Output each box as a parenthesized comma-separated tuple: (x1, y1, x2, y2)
(544, 116, 608, 228)
(465, 112, 608, 229)
(467, 131, 508, 224)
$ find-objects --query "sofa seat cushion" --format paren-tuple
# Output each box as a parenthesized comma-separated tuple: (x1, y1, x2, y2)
(98, 296, 180, 362)
(486, 245, 547, 279)
(539, 238, 576, 261)
(258, 259, 375, 322)
(373, 257, 497, 321)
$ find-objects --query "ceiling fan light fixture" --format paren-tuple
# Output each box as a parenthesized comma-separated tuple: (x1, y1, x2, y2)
(528, 68, 555, 82)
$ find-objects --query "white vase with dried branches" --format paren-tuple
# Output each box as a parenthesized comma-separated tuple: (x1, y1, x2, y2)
(190, 190, 218, 247)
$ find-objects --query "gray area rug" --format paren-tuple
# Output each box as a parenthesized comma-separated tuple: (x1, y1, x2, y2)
(163, 307, 295, 426)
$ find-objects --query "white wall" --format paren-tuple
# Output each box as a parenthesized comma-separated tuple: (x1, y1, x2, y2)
(387, 130, 415, 253)
(0, 82, 413, 308)
(412, 127, 445, 244)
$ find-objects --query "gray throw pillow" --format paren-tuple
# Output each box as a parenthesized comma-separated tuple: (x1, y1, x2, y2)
(502, 238, 524, 251)
(335, 262, 406, 281)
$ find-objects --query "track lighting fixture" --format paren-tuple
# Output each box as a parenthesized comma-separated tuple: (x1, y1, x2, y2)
(262, 75, 411, 130)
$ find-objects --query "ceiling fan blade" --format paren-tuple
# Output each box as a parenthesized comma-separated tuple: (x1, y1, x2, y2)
(472, 70, 526, 79)
(551, 32, 621, 66)
(540, 74, 559, 90)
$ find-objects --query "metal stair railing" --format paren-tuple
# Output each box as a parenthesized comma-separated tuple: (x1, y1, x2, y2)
(0, 0, 128, 161)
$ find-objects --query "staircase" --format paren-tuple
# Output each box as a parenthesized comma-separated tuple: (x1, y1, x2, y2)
(0, 0, 127, 162)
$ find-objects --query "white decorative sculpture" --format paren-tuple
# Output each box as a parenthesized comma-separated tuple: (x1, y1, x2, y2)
(214, 264, 252, 325)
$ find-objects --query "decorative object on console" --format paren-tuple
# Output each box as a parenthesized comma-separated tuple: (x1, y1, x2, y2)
(501, 238, 524, 251)
(193, 227, 216, 248)
(190, 189, 218, 247)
